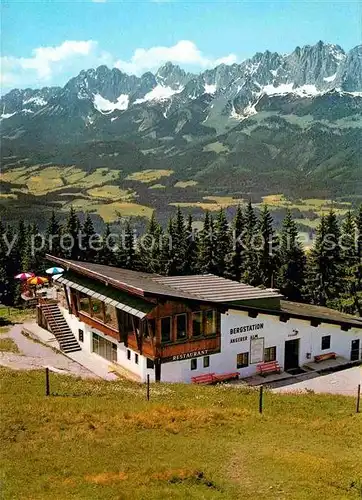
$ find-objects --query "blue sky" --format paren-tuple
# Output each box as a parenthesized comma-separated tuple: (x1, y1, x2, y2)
(1, 0, 360, 89)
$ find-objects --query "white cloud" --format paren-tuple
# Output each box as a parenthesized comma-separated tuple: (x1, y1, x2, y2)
(1, 39, 238, 89)
(1, 40, 107, 88)
(114, 40, 237, 74)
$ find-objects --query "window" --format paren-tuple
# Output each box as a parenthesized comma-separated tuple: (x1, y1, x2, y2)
(78, 329, 84, 342)
(92, 333, 117, 362)
(135, 353, 139, 365)
(176, 314, 187, 340)
(191, 358, 197, 370)
(104, 303, 117, 328)
(118, 310, 133, 336)
(237, 352, 249, 368)
(192, 311, 203, 337)
(146, 358, 154, 369)
(127, 349, 131, 360)
(90, 297, 104, 322)
(264, 346, 276, 362)
(321, 335, 331, 350)
(203, 356, 210, 368)
(78, 292, 91, 315)
(205, 310, 217, 335)
(161, 317, 172, 343)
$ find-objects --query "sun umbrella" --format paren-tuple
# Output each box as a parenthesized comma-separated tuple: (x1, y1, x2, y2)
(27, 276, 49, 286)
(46, 267, 64, 275)
(15, 272, 35, 280)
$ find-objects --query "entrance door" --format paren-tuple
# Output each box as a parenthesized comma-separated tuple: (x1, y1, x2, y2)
(284, 339, 300, 371)
(350, 339, 360, 361)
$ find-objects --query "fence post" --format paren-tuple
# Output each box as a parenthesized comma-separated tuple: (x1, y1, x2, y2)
(147, 374, 150, 401)
(259, 385, 264, 414)
(45, 367, 50, 396)
(357, 384, 361, 414)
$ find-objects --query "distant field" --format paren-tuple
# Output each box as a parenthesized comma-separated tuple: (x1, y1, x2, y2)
(62, 198, 153, 221)
(174, 180, 198, 188)
(87, 185, 135, 201)
(126, 169, 174, 183)
(1, 368, 361, 500)
(170, 196, 244, 211)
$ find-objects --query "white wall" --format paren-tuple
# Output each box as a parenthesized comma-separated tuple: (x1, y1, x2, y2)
(161, 309, 362, 383)
(58, 305, 362, 384)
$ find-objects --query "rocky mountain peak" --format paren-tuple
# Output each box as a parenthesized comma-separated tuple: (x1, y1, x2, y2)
(156, 62, 193, 89)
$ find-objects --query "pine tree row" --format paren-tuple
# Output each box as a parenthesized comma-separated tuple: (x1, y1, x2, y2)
(1, 204, 361, 315)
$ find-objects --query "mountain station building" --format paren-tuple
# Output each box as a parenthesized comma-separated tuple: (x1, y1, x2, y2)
(38, 255, 362, 383)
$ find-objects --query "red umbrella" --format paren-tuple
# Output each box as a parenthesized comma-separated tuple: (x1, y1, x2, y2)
(15, 272, 35, 280)
(27, 276, 49, 286)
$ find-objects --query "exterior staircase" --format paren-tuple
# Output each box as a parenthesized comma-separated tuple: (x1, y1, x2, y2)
(40, 301, 81, 353)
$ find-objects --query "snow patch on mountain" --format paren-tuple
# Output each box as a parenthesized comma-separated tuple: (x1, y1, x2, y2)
(262, 83, 320, 96)
(134, 85, 183, 104)
(93, 93, 129, 114)
(1, 112, 16, 120)
(324, 73, 337, 82)
(204, 84, 217, 94)
(23, 96, 47, 106)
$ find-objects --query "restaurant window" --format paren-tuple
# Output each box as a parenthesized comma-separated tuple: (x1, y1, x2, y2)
(146, 358, 154, 369)
(264, 346, 276, 362)
(104, 303, 118, 329)
(135, 353, 139, 365)
(91, 297, 104, 322)
(203, 356, 210, 368)
(78, 292, 91, 315)
(127, 349, 131, 360)
(176, 314, 187, 341)
(321, 335, 331, 350)
(237, 352, 249, 369)
(161, 317, 172, 343)
(92, 333, 117, 362)
(192, 311, 203, 337)
(205, 310, 217, 335)
(78, 329, 84, 342)
(191, 358, 197, 370)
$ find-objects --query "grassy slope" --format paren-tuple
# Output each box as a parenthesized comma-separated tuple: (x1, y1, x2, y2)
(1, 369, 361, 500)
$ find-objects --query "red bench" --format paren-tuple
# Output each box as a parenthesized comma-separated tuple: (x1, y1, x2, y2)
(314, 352, 336, 363)
(191, 372, 239, 384)
(257, 361, 281, 376)
(191, 373, 215, 384)
(213, 372, 239, 383)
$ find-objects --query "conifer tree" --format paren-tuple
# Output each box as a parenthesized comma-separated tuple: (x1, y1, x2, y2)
(214, 208, 231, 277)
(198, 211, 217, 274)
(97, 223, 117, 266)
(159, 217, 175, 275)
(306, 212, 343, 306)
(226, 204, 245, 281)
(277, 210, 305, 301)
(338, 210, 361, 314)
(0, 221, 9, 304)
(184, 214, 199, 275)
(80, 213, 98, 262)
(172, 207, 187, 275)
(138, 212, 162, 273)
(45, 211, 63, 257)
(63, 206, 80, 260)
(258, 205, 278, 287)
(118, 221, 139, 270)
(242, 201, 261, 286)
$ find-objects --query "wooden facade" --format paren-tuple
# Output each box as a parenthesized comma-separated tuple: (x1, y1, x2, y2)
(68, 288, 221, 363)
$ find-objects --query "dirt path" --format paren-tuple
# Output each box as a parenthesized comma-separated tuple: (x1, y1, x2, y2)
(0, 324, 97, 378)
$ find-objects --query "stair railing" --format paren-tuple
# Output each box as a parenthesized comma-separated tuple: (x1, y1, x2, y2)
(38, 297, 67, 342)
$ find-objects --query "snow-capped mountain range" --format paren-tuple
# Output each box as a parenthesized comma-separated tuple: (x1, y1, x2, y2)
(1, 41, 360, 127)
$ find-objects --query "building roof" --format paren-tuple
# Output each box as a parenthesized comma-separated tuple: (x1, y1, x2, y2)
(153, 274, 282, 302)
(280, 300, 362, 329)
(47, 256, 282, 303)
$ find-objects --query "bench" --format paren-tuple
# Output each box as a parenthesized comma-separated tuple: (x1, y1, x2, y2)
(191, 373, 215, 384)
(256, 361, 281, 376)
(314, 352, 336, 363)
(212, 372, 239, 383)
